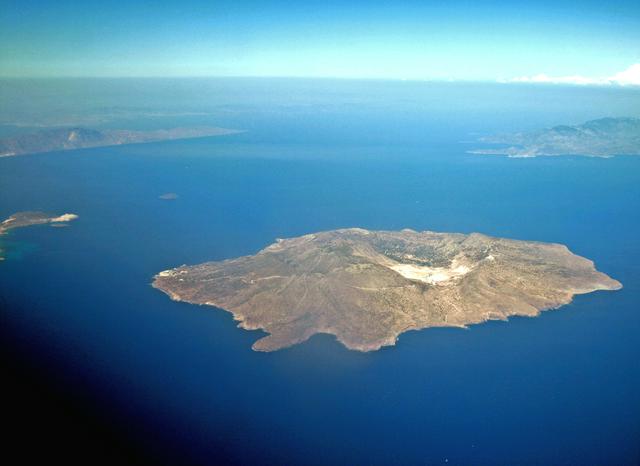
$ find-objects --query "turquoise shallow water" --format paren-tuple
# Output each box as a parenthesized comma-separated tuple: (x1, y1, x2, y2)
(1, 80, 639, 465)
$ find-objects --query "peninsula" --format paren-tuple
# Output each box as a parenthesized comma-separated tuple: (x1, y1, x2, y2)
(0, 126, 243, 157)
(470, 117, 640, 157)
(152, 228, 621, 352)
(0, 211, 79, 259)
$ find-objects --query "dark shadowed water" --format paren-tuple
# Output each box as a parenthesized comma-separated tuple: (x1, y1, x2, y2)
(1, 80, 639, 465)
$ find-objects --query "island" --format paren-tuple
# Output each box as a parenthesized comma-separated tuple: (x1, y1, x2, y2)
(0, 126, 243, 157)
(0, 211, 79, 260)
(159, 192, 179, 200)
(152, 228, 621, 352)
(470, 117, 640, 157)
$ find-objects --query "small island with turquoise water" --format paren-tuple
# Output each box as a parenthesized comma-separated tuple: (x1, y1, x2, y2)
(0, 211, 79, 260)
(153, 228, 622, 352)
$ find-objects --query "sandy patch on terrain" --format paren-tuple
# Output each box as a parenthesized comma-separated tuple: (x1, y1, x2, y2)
(389, 260, 472, 285)
(50, 213, 79, 223)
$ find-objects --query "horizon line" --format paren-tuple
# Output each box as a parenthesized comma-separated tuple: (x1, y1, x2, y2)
(1, 75, 639, 88)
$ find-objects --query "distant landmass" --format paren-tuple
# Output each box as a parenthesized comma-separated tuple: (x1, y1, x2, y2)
(152, 228, 621, 352)
(0, 211, 78, 260)
(0, 126, 243, 157)
(471, 117, 640, 157)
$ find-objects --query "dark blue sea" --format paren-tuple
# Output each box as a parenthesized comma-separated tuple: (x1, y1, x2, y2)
(1, 79, 639, 465)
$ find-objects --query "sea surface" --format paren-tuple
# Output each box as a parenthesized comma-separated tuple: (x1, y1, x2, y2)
(1, 79, 639, 465)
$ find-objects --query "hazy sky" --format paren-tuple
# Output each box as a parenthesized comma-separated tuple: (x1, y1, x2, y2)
(1, 0, 639, 81)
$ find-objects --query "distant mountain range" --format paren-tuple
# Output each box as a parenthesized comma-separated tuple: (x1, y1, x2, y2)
(0, 126, 242, 157)
(470, 117, 640, 157)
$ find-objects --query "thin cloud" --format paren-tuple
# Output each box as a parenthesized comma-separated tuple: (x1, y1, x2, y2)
(505, 63, 640, 86)
(609, 63, 640, 86)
